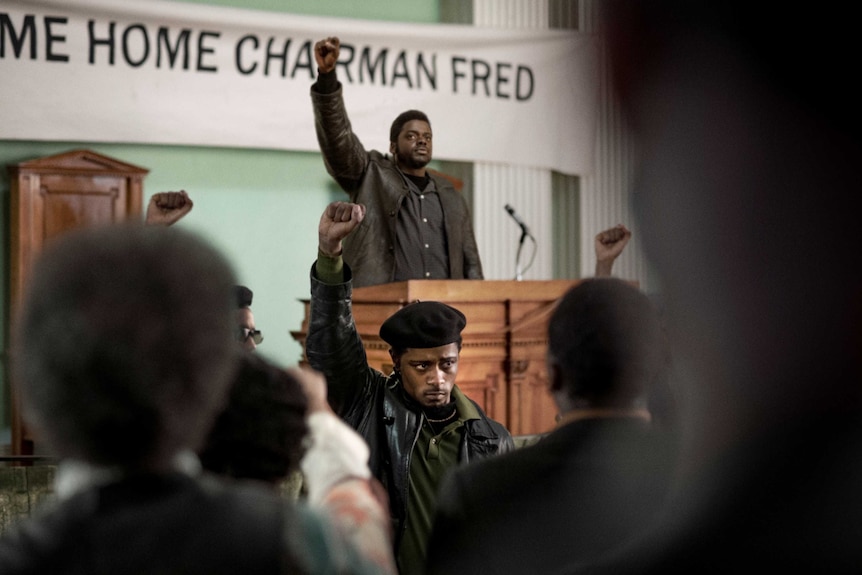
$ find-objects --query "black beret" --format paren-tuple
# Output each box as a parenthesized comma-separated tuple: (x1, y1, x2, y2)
(379, 301, 466, 349)
(235, 285, 253, 309)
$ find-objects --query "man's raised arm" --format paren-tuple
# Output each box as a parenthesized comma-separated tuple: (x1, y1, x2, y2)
(315, 201, 366, 284)
(594, 223, 632, 277)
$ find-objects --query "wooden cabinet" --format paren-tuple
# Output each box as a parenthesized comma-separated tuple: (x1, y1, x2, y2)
(291, 279, 581, 436)
(6, 149, 148, 455)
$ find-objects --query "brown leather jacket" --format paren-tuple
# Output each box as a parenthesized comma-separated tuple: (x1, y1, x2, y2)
(311, 85, 484, 288)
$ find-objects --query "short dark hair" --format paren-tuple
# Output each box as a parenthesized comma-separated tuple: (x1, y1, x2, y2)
(199, 353, 308, 485)
(13, 223, 238, 468)
(235, 285, 253, 309)
(390, 110, 431, 144)
(548, 278, 663, 407)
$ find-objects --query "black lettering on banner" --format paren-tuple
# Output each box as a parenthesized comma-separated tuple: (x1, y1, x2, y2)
(157, 27, 191, 69)
(1, 10, 533, 99)
(391, 50, 412, 88)
(0, 13, 37, 59)
(451, 56, 466, 93)
(495, 62, 511, 99)
(234, 36, 317, 79)
(44, 16, 68, 62)
(235, 34, 258, 75)
(451, 55, 534, 101)
(264, 36, 290, 77)
(0, 13, 68, 62)
(197, 30, 219, 72)
(88, 20, 115, 65)
(122, 23, 149, 67)
(416, 52, 436, 90)
(336, 42, 354, 83)
(516, 65, 534, 101)
(389, 50, 438, 90)
(291, 39, 313, 79)
(341, 45, 437, 91)
(359, 46, 387, 85)
(471, 58, 491, 96)
(90, 21, 219, 71)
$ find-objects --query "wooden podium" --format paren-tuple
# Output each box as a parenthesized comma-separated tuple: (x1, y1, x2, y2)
(292, 279, 581, 436)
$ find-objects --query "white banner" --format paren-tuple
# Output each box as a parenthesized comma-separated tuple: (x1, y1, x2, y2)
(0, 0, 599, 175)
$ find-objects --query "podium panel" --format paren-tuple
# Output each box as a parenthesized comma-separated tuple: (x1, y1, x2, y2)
(292, 279, 581, 436)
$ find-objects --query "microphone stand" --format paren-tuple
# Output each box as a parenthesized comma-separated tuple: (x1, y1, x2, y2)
(504, 204, 536, 281)
(515, 228, 528, 281)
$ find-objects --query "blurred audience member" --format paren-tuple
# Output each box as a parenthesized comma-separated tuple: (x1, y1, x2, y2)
(426, 278, 675, 574)
(564, 1, 862, 572)
(199, 352, 307, 498)
(235, 285, 263, 352)
(0, 223, 394, 574)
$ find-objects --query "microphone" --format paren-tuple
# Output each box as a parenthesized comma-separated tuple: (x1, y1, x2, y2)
(504, 204, 530, 236)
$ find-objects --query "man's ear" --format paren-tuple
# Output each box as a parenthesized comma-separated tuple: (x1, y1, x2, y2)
(389, 349, 400, 371)
(547, 360, 574, 415)
(389, 141, 396, 156)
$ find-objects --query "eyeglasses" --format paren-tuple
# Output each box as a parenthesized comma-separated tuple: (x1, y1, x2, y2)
(237, 327, 263, 345)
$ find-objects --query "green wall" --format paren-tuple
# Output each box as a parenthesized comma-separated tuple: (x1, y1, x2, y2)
(0, 0, 442, 448)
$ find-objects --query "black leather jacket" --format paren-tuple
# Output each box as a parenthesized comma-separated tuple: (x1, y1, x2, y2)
(311, 84, 484, 288)
(305, 265, 513, 549)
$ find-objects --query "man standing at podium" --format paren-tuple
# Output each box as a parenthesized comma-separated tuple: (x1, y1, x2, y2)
(306, 201, 513, 574)
(311, 36, 483, 288)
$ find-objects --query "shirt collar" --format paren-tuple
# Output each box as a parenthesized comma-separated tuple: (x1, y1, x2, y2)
(452, 386, 481, 422)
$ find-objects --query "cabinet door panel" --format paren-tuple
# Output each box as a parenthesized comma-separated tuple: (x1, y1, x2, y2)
(39, 175, 127, 242)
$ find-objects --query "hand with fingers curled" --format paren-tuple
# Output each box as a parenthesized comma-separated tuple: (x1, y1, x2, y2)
(145, 190, 194, 227)
(318, 201, 366, 257)
(594, 223, 632, 277)
(314, 36, 341, 74)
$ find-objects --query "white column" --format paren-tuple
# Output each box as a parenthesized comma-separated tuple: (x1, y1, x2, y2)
(474, 164, 553, 280)
(578, 0, 650, 287)
(472, 0, 553, 280)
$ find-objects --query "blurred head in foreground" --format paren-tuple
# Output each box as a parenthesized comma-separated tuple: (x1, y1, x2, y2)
(13, 223, 238, 472)
(547, 278, 664, 416)
(589, 0, 862, 570)
(603, 0, 862, 467)
(199, 352, 309, 486)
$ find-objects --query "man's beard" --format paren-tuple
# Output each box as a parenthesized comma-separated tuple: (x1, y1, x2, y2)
(396, 146, 431, 170)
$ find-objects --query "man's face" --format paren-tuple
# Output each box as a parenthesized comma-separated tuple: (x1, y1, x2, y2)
(392, 343, 459, 407)
(390, 119, 433, 173)
(236, 307, 258, 352)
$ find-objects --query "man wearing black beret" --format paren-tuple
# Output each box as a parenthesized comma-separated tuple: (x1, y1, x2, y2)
(306, 201, 514, 574)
